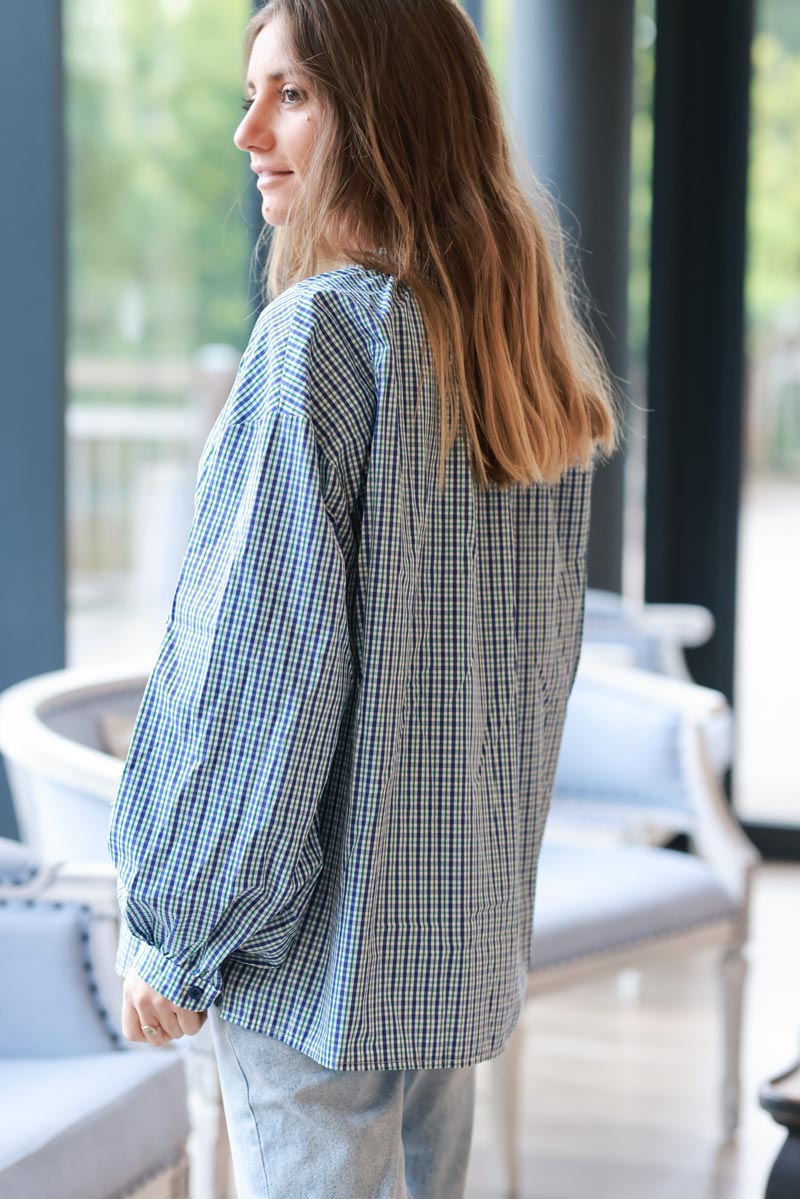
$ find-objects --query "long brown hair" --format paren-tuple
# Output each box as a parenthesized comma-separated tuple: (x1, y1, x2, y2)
(240, 0, 621, 491)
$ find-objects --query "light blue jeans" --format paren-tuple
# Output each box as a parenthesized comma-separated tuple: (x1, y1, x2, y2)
(207, 1005, 477, 1198)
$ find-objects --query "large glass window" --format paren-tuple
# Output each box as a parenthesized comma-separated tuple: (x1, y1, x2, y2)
(64, 0, 252, 669)
(734, 0, 800, 825)
(624, 0, 656, 603)
(64, 0, 656, 665)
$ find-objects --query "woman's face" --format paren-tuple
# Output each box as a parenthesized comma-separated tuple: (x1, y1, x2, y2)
(233, 16, 319, 227)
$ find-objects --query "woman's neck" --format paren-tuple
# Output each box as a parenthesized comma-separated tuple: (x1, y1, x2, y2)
(315, 238, 384, 275)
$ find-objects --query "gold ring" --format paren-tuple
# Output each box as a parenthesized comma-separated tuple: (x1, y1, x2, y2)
(141, 1025, 160, 1037)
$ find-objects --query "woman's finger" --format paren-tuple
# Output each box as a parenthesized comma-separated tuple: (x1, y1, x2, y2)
(175, 1008, 207, 1037)
(121, 998, 149, 1042)
(139, 1021, 168, 1044)
(144, 1002, 184, 1040)
(121, 997, 165, 1043)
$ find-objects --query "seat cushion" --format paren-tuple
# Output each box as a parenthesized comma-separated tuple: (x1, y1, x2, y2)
(0, 1049, 189, 1199)
(530, 843, 738, 970)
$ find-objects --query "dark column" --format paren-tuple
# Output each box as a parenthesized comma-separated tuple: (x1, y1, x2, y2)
(0, 2, 66, 839)
(645, 0, 754, 707)
(507, 0, 635, 594)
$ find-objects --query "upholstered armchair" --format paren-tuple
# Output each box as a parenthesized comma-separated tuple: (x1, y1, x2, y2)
(0, 834, 191, 1199)
(488, 656, 759, 1197)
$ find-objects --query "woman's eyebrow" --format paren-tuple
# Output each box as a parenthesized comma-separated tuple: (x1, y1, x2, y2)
(245, 70, 287, 89)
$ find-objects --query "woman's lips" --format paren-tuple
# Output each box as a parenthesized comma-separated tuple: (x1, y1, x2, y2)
(257, 171, 293, 188)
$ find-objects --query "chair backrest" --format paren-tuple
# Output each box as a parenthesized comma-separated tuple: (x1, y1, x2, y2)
(550, 657, 730, 833)
(0, 836, 126, 1057)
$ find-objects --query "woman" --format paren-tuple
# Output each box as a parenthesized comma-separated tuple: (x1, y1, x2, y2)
(108, 1, 620, 1195)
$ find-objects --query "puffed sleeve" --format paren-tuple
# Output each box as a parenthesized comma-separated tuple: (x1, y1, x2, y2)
(107, 385, 355, 1010)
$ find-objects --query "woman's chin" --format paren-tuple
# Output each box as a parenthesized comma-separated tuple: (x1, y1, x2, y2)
(260, 201, 289, 228)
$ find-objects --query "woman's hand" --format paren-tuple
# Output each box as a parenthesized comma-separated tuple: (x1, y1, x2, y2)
(122, 969, 208, 1046)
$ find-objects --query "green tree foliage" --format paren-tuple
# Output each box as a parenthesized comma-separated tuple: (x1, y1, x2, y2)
(65, 0, 799, 375)
(65, 0, 252, 366)
(747, 29, 800, 339)
(628, 0, 656, 366)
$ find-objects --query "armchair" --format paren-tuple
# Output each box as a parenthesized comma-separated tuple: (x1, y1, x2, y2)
(487, 656, 759, 1197)
(0, 834, 190, 1199)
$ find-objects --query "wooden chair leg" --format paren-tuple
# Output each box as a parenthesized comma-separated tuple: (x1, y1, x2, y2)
(719, 940, 747, 1140)
(486, 1016, 525, 1198)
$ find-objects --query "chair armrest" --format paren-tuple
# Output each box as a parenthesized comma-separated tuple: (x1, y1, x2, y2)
(632, 602, 715, 649)
(0, 664, 148, 800)
(583, 592, 719, 684)
(685, 720, 760, 915)
(0, 856, 120, 917)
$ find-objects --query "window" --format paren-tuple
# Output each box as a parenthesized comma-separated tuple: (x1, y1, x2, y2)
(64, 0, 252, 668)
(734, 0, 800, 825)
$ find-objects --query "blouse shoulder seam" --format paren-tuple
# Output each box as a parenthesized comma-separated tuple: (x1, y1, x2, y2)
(215, 298, 348, 514)
(220, 291, 314, 432)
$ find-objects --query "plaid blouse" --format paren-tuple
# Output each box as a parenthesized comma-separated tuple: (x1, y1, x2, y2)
(108, 261, 594, 1070)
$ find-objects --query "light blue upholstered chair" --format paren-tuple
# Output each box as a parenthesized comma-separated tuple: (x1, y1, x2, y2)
(0, 835, 190, 1199)
(488, 655, 759, 1196)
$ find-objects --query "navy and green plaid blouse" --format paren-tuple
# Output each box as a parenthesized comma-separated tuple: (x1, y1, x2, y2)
(107, 261, 594, 1070)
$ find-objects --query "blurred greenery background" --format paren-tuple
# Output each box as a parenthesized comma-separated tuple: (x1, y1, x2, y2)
(65, 0, 252, 369)
(64, 0, 800, 379)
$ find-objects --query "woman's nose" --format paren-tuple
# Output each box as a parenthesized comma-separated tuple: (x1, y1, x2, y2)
(233, 107, 275, 152)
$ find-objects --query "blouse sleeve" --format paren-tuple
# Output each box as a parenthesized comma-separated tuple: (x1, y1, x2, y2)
(107, 395, 355, 1011)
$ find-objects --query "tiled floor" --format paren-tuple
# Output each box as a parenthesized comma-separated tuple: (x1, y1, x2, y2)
(464, 861, 799, 1198)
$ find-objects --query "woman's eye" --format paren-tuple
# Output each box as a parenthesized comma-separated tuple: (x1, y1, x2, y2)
(240, 87, 303, 112)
